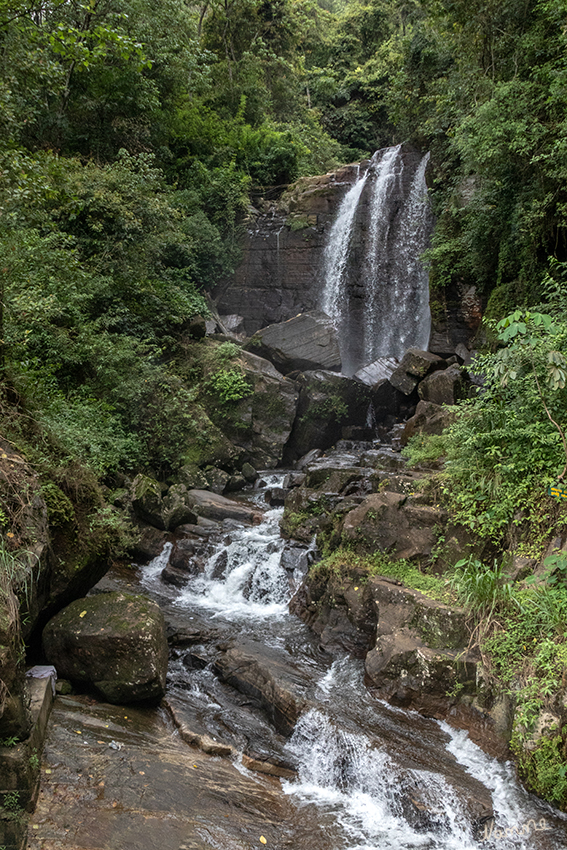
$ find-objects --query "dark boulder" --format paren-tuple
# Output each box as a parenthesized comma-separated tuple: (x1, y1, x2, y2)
(401, 400, 456, 446)
(418, 364, 466, 406)
(219, 349, 300, 469)
(389, 349, 445, 396)
(341, 491, 447, 563)
(130, 523, 170, 562)
(283, 370, 371, 463)
(246, 311, 341, 374)
(42, 592, 168, 704)
(364, 578, 477, 717)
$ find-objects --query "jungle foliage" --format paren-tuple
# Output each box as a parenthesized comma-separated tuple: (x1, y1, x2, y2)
(1, 0, 566, 480)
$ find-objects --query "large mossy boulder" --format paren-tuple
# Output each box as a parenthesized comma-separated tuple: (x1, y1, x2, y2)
(341, 491, 447, 563)
(42, 592, 168, 704)
(246, 311, 341, 374)
(283, 370, 371, 463)
(218, 349, 299, 468)
(181, 403, 242, 470)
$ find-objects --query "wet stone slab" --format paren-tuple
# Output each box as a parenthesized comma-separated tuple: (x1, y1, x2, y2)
(27, 695, 337, 850)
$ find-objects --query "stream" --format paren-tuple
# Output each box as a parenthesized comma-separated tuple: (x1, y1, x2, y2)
(137, 457, 565, 850)
(30, 450, 567, 850)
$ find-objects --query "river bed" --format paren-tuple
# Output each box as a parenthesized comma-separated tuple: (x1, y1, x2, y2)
(29, 460, 567, 850)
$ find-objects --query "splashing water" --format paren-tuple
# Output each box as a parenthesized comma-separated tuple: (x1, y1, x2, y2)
(175, 507, 290, 620)
(284, 709, 478, 850)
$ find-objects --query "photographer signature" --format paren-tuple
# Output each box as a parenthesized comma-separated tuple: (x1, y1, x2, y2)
(481, 817, 553, 842)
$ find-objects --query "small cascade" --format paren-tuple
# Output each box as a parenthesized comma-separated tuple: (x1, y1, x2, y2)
(284, 709, 478, 850)
(320, 145, 433, 375)
(176, 506, 290, 619)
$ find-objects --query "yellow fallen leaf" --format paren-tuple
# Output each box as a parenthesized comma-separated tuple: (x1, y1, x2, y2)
(354, 586, 359, 591)
(45, 769, 52, 774)
(79, 610, 87, 618)
(139, 771, 145, 775)
(32, 824, 39, 829)
(260, 838, 267, 845)
(6, 532, 14, 538)
(75, 730, 82, 734)
(97, 741, 104, 744)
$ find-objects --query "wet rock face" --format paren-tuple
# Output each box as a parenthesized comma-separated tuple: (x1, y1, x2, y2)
(246, 311, 341, 374)
(42, 592, 168, 704)
(213, 639, 310, 735)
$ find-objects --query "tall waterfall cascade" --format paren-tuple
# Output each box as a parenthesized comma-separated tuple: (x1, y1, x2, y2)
(321, 145, 433, 376)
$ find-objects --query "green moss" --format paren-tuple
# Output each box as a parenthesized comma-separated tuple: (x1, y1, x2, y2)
(288, 214, 316, 231)
(310, 547, 454, 603)
(513, 732, 567, 806)
(300, 394, 348, 424)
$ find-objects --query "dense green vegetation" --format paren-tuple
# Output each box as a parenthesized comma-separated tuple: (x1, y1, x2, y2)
(0, 0, 565, 485)
(402, 306, 567, 808)
(1, 0, 567, 809)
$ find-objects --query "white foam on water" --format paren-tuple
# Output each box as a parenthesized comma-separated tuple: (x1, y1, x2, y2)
(438, 721, 566, 848)
(174, 507, 290, 621)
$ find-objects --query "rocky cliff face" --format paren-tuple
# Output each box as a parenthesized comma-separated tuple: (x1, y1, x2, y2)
(213, 163, 359, 335)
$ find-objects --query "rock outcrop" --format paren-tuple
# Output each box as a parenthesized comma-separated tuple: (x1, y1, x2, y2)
(245, 311, 341, 374)
(219, 349, 300, 468)
(43, 592, 168, 704)
(283, 370, 371, 462)
(341, 492, 446, 562)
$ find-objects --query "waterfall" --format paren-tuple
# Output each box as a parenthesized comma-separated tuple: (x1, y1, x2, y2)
(321, 165, 370, 328)
(320, 145, 433, 375)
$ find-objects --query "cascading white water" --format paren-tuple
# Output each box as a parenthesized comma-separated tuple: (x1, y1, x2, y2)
(284, 709, 478, 850)
(284, 705, 566, 850)
(320, 145, 433, 374)
(321, 165, 370, 327)
(362, 145, 404, 364)
(363, 149, 432, 364)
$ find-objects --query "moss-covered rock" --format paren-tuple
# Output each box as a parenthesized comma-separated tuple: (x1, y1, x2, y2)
(42, 592, 168, 704)
(210, 350, 299, 468)
(341, 491, 447, 564)
(131, 474, 164, 528)
(282, 370, 371, 463)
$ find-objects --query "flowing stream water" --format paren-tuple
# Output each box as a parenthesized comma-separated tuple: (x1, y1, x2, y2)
(135, 460, 566, 850)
